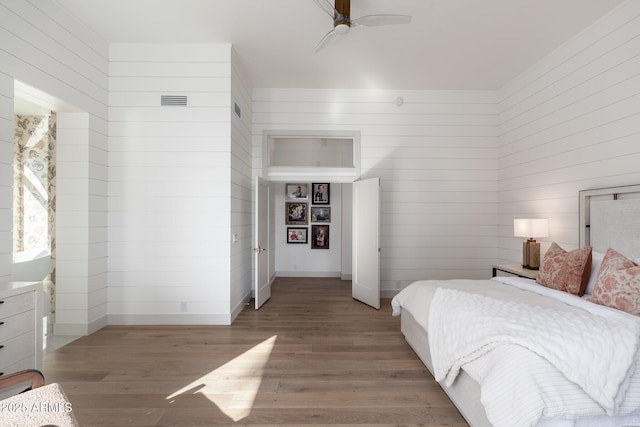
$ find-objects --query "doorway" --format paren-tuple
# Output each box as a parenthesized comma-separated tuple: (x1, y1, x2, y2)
(254, 177, 380, 310)
(11, 80, 86, 345)
(275, 181, 351, 279)
(12, 95, 57, 338)
(254, 132, 379, 309)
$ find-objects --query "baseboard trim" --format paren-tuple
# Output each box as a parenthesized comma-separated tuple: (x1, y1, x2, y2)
(381, 289, 400, 299)
(108, 313, 231, 326)
(89, 315, 108, 334)
(276, 271, 341, 278)
(54, 323, 85, 336)
(231, 290, 252, 322)
(54, 315, 107, 336)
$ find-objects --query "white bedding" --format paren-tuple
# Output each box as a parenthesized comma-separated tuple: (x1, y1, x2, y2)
(392, 277, 640, 427)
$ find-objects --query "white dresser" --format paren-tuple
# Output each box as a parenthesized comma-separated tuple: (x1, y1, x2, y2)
(0, 282, 43, 378)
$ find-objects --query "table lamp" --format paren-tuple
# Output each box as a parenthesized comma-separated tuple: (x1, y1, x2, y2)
(513, 218, 549, 270)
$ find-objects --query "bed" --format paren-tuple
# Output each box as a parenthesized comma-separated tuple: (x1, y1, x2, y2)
(391, 185, 640, 427)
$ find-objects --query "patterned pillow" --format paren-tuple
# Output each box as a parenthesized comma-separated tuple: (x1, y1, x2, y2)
(536, 242, 592, 296)
(589, 248, 640, 315)
(585, 251, 605, 295)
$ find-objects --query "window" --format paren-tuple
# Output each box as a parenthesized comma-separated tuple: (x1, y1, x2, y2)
(13, 113, 56, 255)
(264, 131, 360, 182)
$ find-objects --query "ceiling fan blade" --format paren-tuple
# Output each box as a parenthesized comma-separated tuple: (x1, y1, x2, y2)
(314, 28, 337, 53)
(351, 14, 412, 27)
(312, 0, 337, 18)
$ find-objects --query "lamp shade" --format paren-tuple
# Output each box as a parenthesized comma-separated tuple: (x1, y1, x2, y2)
(514, 218, 549, 238)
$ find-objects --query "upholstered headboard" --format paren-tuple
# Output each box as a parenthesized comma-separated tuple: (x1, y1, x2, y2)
(580, 184, 640, 257)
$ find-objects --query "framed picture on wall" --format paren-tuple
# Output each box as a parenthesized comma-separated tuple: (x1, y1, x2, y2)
(286, 202, 308, 225)
(311, 206, 331, 223)
(311, 225, 329, 249)
(312, 183, 330, 205)
(287, 227, 308, 244)
(286, 183, 309, 201)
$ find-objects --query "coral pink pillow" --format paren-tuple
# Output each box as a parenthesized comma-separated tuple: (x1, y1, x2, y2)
(536, 243, 592, 296)
(589, 248, 640, 315)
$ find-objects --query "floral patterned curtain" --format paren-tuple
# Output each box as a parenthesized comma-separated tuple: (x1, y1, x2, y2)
(13, 113, 57, 320)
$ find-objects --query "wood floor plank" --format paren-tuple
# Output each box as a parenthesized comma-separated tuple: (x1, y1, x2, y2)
(40, 278, 467, 426)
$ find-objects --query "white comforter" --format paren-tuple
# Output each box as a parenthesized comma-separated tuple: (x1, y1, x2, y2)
(392, 277, 640, 427)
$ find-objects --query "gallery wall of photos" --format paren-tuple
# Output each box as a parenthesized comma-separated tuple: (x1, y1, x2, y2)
(285, 183, 331, 249)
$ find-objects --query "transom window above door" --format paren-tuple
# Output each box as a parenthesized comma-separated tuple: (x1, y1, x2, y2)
(263, 131, 360, 183)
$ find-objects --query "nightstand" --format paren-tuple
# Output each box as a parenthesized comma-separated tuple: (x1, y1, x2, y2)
(492, 263, 538, 280)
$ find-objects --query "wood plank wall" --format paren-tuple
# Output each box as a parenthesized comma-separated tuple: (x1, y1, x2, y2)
(230, 47, 254, 320)
(2, 0, 638, 328)
(0, 72, 13, 284)
(252, 89, 500, 293)
(497, 0, 640, 261)
(0, 0, 109, 334)
(108, 44, 236, 325)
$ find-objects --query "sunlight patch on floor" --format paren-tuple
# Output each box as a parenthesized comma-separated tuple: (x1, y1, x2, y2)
(166, 335, 277, 421)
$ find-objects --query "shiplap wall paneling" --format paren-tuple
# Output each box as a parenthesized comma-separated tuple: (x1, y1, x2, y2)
(497, 0, 640, 263)
(230, 47, 253, 320)
(0, 0, 109, 335)
(55, 112, 108, 335)
(0, 0, 108, 114)
(87, 114, 108, 332)
(108, 43, 234, 325)
(253, 89, 499, 292)
(0, 73, 12, 282)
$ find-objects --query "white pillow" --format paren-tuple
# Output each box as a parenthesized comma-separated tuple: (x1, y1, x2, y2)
(584, 251, 605, 295)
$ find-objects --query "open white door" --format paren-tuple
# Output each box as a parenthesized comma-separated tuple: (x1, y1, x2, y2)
(254, 177, 271, 309)
(352, 177, 380, 309)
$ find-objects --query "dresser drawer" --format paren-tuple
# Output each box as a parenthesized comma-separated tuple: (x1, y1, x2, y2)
(0, 310, 35, 343)
(0, 331, 35, 368)
(0, 354, 35, 378)
(0, 355, 36, 401)
(0, 292, 35, 320)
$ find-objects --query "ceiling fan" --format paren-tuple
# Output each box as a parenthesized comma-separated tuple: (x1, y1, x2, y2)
(312, 0, 412, 52)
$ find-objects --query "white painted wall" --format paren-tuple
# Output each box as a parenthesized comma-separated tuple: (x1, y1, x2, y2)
(497, 1, 640, 262)
(275, 182, 344, 277)
(230, 47, 253, 320)
(0, 72, 13, 284)
(0, 0, 108, 335)
(341, 183, 353, 280)
(56, 112, 108, 335)
(107, 43, 235, 324)
(3, 0, 637, 325)
(253, 89, 500, 293)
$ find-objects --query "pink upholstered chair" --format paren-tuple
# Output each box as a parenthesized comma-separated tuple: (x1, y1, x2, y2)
(0, 369, 79, 427)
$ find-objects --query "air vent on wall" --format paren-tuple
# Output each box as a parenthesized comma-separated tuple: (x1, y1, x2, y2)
(160, 95, 188, 106)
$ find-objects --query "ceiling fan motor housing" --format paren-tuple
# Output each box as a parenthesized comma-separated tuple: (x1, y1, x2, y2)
(313, 0, 411, 52)
(335, 23, 350, 34)
(334, 0, 351, 29)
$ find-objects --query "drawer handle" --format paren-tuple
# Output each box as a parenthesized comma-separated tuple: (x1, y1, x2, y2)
(0, 300, 4, 304)
(0, 322, 4, 326)
(0, 345, 3, 349)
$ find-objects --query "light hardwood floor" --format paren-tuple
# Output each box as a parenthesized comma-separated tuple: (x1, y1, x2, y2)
(43, 278, 468, 426)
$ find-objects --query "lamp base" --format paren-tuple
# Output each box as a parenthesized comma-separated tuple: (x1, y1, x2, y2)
(522, 239, 541, 270)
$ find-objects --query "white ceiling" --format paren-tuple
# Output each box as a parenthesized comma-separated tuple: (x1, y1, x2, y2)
(53, 0, 624, 90)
